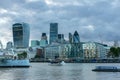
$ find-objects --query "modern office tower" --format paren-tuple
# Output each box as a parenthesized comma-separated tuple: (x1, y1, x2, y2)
(40, 33, 48, 47)
(49, 23, 58, 44)
(69, 31, 83, 58)
(12, 22, 30, 48)
(41, 33, 47, 40)
(73, 31, 80, 43)
(31, 40, 40, 47)
(57, 34, 64, 43)
(58, 34, 64, 40)
(6, 41, 13, 49)
(69, 33, 73, 43)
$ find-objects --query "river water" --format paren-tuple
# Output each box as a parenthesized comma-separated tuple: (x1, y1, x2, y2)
(0, 63, 120, 80)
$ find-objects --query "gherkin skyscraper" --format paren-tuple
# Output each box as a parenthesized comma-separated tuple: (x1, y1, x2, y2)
(73, 31, 80, 43)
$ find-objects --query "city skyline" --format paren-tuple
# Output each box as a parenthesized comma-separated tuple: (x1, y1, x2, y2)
(0, 0, 120, 47)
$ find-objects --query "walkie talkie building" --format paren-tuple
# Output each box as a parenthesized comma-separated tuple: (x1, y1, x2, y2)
(12, 22, 30, 48)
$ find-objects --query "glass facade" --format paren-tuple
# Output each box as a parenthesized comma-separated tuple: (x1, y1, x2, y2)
(12, 23, 30, 48)
(49, 23, 58, 44)
(73, 31, 80, 43)
(68, 31, 83, 58)
(31, 40, 40, 47)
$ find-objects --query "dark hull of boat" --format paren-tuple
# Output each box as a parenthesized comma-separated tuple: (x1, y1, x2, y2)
(92, 69, 120, 72)
(0, 66, 30, 68)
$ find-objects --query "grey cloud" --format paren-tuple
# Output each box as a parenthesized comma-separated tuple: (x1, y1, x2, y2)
(0, 0, 120, 46)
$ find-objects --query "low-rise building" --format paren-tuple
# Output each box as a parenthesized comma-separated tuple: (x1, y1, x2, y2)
(82, 42, 110, 59)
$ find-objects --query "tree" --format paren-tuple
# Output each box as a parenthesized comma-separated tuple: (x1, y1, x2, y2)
(34, 54, 40, 58)
(17, 51, 27, 59)
(108, 47, 120, 58)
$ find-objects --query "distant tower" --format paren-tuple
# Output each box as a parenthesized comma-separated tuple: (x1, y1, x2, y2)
(57, 34, 64, 43)
(49, 23, 58, 44)
(12, 22, 30, 48)
(40, 33, 48, 47)
(6, 41, 13, 50)
(41, 33, 47, 40)
(69, 33, 73, 43)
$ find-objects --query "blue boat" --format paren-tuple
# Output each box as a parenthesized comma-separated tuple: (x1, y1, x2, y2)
(0, 59, 30, 68)
(0, 49, 30, 68)
(92, 66, 120, 72)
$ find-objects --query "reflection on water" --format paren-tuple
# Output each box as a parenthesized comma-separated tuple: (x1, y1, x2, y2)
(0, 63, 120, 80)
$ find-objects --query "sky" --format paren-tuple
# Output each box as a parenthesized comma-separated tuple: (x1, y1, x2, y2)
(0, 0, 120, 47)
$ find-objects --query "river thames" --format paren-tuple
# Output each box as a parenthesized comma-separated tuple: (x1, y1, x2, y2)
(0, 63, 120, 80)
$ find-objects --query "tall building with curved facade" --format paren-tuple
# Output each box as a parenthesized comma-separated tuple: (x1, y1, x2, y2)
(12, 22, 30, 48)
(69, 31, 83, 58)
(73, 31, 80, 43)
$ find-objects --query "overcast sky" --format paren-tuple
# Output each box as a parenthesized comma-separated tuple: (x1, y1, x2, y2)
(0, 0, 120, 47)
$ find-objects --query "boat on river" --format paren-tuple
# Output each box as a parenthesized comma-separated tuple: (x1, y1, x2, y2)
(49, 60, 65, 66)
(92, 66, 120, 72)
(0, 59, 30, 68)
(0, 49, 30, 68)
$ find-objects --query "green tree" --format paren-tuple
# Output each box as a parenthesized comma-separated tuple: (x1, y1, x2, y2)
(108, 47, 120, 58)
(34, 54, 40, 58)
(17, 51, 27, 59)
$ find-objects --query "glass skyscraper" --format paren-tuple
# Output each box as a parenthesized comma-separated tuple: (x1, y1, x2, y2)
(40, 33, 48, 47)
(68, 31, 83, 58)
(49, 23, 58, 44)
(12, 22, 30, 48)
(73, 31, 80, 43)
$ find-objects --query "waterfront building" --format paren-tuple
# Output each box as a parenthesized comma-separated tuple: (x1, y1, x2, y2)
(45, 42, 60, 59)
(59, 43, 72, 60)
(12, 22, 30, 48)
(35, 48, 44, 58)
(45, 41, 77, 60)
(49, 23, 58, 44)
(6, 41, 13, 50)
(82, 42, 110, 59)
(31, 40, 40, 47)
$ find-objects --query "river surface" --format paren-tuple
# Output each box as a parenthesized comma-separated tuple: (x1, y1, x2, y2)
(0, 63, 120, 80)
